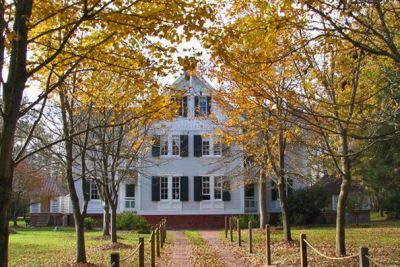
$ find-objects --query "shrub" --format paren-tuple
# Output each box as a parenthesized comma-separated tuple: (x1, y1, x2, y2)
(288, 186, 329, 225)
(381, 189, 400, 218)
(116, 212, 150, 233)
(84, 217, 95, 230)
(238, 215, 260, 228)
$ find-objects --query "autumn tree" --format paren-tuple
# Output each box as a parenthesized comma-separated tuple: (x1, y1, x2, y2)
(0, 0, 213, 265)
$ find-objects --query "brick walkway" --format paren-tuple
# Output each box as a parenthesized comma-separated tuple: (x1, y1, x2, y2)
(199, 230, 246, 267)
(168, 230, 194, 267)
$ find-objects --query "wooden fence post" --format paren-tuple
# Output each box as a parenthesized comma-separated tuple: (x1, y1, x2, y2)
(139, 237, 144, 267)
(156, 226, 160, 257)
(359, 246, 369, 267)
(164, 218, 167, 243)
(266, 224, 271, 266)
(300, 234, 307, 267)
(225, 216, 228, 238)
(151, 229, 155, 267)
(237, 218, 241, 246)
(160, 222, 164, 249)
(229, 216, 233, 242)
(111, 252, 120, 267)
(248, 221, 253, 254)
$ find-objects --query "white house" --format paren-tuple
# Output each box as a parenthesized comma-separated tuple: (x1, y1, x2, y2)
(30, 69, 307, 228)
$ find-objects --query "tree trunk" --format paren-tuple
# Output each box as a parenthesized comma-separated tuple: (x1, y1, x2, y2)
(277, 179, 291, 241)
(111, 205, 117, 243)
(60, 90, 87, 263)
(13, 201, 18, 227)
(102, 201, 110, 236)
(259, 169, 267, 229)
(335, 132, 351, 256)
(0, 1, 32, 265)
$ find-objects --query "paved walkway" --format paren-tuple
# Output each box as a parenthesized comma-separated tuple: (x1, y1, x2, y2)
(168, 231, 194, 267)
(199, 230, 246, 267)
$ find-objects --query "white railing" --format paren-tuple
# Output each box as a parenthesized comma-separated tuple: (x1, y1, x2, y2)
(125, 197, 135, 209)
(245, 197, 258, 212)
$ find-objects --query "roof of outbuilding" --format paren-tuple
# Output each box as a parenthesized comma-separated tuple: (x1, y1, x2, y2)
(314, 174, 365, 195)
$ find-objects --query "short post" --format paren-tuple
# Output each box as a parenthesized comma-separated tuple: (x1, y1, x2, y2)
(266, 224, 271, 265)
(248, 221, 253, 254)
(151, 229, 155, 267)
(160, 222, 164, 249)
(359, 246, 369, 267)
(139, 237, 144, 267)
(163, 218, 167, 243)
(110, 252, 120, 267)
(156, 226, 160, 257)
(225, 216, 228, 238)
(237, 218, 241, 246)
(229, 216, 233, 242)
(300, 234, 307, 267)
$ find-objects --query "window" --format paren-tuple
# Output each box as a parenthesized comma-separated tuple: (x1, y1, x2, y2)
(202, 138, 210, 156)
(202, 176, 210, 200)
(160, 136, 168, 156)
(160, 176, 168, 200)
(199, 96, 208, 115)
(125, 184, 135, 209)
(214, 176, 222, 200)
(172, 135, 180, 156)
(172, 176, 180, 200)
(214, 136, 222, 156)
(89, 181, 100, 200)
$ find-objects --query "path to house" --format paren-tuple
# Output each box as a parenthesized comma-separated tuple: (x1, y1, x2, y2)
(167, 230, 194, 267)
(198, 230, 247, 267)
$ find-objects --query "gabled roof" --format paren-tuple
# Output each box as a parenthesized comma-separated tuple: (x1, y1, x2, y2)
(40, 178, 69, 197)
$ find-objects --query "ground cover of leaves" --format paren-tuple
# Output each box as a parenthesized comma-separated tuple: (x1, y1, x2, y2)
(218, 219, 400, 267)
(9, 227, 153, 267)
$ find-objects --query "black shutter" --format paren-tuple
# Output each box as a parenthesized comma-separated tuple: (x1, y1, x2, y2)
(194, 176, 202, 201)
(207, 96, 211, 115)
(180, 135, 188, 157)
(177, 97, 182, 116)
(182, 96, 188, 117)
(151, 136, 160, 157)
(193, 135, 202, 157)
(194, 96, 199, 116)
(151, 176, 160, 201)
(180, 176, 189, 201)
(271, 181, 278, 201)
(222, 179, 231, 201)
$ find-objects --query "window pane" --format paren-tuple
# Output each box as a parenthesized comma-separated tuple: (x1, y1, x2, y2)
(202, 140, 210, 156)
(214, 136, 221, 156)
(214, 176, 222, 200)
(90, 181, 100, 200)
(126, 184, 135, 197)
(172, 135, 180, 156)
(202, 176, 210, 200)
(160, 136, 168, 155)
(160, 176, 168, 200)
(199, 96, 207, 115)
(172, 176, 180, 200)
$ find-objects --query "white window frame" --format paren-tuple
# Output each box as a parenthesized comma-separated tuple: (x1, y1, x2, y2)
(199, 96, 208, 115)
(160, 136, 168, 156)
(202, 138, 210, 156)
(213, 136, 222, 156)
(172, 176, 180, 200)
(214, 176, 223, 200)
(202, 176, 211, 200)
(172, 135, 180, 156)
(89, 181, 100, 201)
(160, 176, 169, 200)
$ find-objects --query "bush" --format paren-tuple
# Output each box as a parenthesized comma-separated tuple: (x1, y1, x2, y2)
(116, 212, 150, 233)
(288, 186, 329, 225)
(381, 189, 400, 218)
(84, 217, 95, 230)
(238, 214, 260, 228)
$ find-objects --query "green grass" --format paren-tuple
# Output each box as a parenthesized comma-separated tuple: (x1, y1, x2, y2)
(9, 226, 151, 267)
(221, 219, 400, 266)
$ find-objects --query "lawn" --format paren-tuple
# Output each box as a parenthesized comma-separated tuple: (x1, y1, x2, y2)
(9, 226, 152, 267)
(219, 215, 400, 266)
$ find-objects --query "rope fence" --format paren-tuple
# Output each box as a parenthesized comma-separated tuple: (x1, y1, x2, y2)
(223, 215, 394, 267)
(110, 218, 167, 267)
